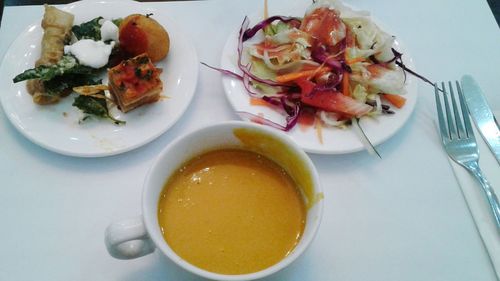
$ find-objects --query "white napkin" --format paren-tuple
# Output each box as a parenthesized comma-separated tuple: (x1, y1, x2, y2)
(447, 111, 500, 278)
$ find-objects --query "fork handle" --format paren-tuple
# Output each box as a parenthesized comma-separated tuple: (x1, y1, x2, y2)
(466, 161, 500, 232)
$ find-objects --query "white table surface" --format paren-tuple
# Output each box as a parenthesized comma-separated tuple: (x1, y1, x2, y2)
(1, 0, 499, 280)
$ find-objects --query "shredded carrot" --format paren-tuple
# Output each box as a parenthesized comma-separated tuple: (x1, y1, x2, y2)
(275, 66, 330, 83)
(314, 67, 331, 80)
(346, 57, 365, 65)
(342, 72, 350, 96)
(249, 97, 268, 106)
(382, 94, 406, 108)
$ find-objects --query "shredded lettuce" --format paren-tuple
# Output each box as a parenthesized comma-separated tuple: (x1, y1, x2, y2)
(351, 84, 368, 103)
(264, 21, 291, 36)
(249, 59, 276, 80)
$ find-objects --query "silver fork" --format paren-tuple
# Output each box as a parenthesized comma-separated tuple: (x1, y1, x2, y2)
(435, 81, 500, 231)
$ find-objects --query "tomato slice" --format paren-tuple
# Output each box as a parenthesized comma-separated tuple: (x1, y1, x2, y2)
(300, 7, 346, 47)
(301, 90, 372, 117)
(295, 78, 316, 96)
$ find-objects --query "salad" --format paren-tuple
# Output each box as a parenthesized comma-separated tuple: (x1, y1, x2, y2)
(210, 0, 419, 154)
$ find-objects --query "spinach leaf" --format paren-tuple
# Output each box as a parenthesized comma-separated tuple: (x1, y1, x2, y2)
(13, 55, 95, 82)
(72, 17, 103, 40)
(73, 95, 125, 125)
(43, 75, 101, 97)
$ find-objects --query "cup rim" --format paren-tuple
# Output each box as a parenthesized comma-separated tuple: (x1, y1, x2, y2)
(142, 121, 324, 280)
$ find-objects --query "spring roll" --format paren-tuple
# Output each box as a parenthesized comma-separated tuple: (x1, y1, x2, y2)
(28, 5, 74, 105)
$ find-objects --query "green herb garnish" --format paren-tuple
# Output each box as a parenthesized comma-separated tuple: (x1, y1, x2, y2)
(73, 95, 125, 125)
(13, 55, 95, 83)
(72, 17, 103, 40)
(43, 75, 101, 97)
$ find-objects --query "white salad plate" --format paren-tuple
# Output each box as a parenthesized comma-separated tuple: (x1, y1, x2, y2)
(0, 0, 198, 157)
(220, 2, 417, 154)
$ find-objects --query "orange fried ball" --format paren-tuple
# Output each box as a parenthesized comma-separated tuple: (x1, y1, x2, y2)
(119, 14, 170, 62)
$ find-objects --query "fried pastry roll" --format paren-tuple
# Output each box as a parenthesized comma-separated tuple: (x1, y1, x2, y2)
(28, 5, 74, 104)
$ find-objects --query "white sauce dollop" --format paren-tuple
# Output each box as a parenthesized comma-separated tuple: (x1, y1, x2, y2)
(64, 40, 115, 68)
(100, 20, 119, 42)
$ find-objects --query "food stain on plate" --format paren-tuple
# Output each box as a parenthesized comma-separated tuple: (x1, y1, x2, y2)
(91, 134, 123, 152)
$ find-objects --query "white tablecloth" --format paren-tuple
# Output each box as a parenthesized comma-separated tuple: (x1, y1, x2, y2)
(0, 0, 499, 280)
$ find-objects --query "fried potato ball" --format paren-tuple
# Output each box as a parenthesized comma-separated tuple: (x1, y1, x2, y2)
(119, 14, 170, 62)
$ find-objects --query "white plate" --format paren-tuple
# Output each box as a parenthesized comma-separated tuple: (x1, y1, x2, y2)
(220, 2, 417, 154)
(0, 0, 198, 157)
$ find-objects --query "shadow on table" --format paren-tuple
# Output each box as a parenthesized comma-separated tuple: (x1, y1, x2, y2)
(117, 247, 319, 281)
(0, 99, 192, 174)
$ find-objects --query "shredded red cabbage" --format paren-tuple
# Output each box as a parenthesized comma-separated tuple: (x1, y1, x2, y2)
(242, 74, 271, 97)
(279, 95, 296, 115)
(202, 7, 440, 137)
(237, 17, 291, 87)
(242, 15, 301, 41)
(311, 44, 343, 70)
(200, 62, 243, 80)
(284, 102, 301, 130)
(205, 16, 430, 132)
(201, 17, 303, 132)
(389, 48, 438, 89)
(262, 95, 284, 107)
(313, 76, 343, 91)
(237, 106, 300, 131)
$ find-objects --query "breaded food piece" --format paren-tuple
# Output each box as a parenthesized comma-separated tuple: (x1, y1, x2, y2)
(107, 54, 163, 113)
(37, 5, 74, 66)
(119, 14, 170, 62)
(28, 5, 74, 105)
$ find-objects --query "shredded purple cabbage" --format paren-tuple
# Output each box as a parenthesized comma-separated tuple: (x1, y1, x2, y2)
(202, 9, 440, 135)
(201, 17, 303, 131)
(236, 100, 300, 132)
(237, 111, 294, 131)
(285, 102, 301, 130)
(313, 75, 343, 91)
(311, 44, 343, 70)
(200, 62, 243, 80)
(262, 95, 284, 107)
(238, 16, 301, 131)
(237, 17, 291, 88)
(242, 15, 301, 41)
(389, 48, 438, 89)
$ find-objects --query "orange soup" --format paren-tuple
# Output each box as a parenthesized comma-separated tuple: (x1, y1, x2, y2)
(157, 149, 306, 275)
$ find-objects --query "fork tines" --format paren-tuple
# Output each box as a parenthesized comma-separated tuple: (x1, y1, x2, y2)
(434, 81, 475, 143)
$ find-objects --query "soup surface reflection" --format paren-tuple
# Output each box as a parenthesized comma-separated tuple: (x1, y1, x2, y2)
(158, 149, 306, 275)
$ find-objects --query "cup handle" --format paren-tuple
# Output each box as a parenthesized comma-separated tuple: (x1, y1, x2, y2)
(104, 216, 155, 259)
